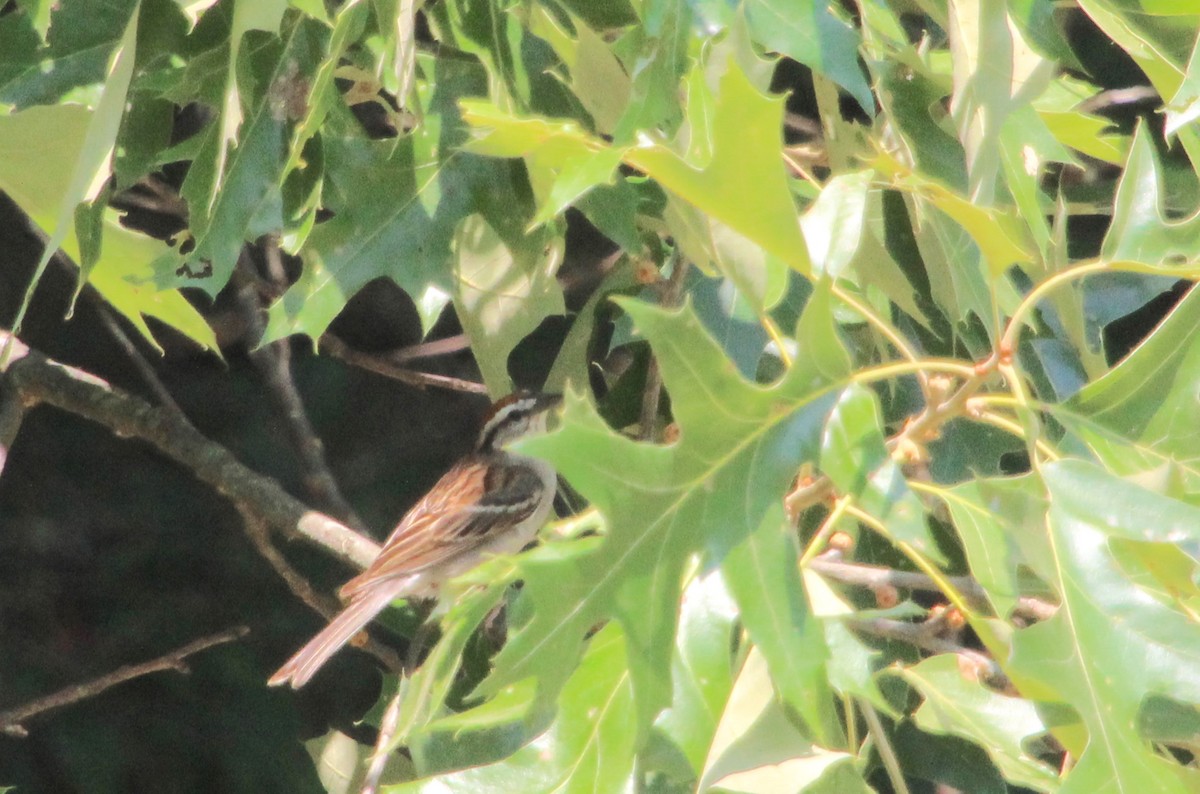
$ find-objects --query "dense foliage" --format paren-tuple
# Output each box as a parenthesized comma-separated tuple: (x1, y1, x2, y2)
(3, 0, 1200, 791)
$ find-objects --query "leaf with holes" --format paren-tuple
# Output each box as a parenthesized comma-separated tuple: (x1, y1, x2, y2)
(1007, 460, 1200, 793)
(485, 291, 848, 731)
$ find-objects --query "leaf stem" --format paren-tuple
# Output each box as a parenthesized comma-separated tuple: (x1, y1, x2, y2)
(1000, 260, 1107, 354)
(831, 283, 927, 389)
(859, 698, 910, 794)
(852, 358, 978, 385)
(974, 409, 1059, 461)
(799, 496, 853, 565)
(843, 504, 975, 618)
(761, 313, 793, 367)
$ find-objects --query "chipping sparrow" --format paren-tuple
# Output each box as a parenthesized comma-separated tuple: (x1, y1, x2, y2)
(269, 392, 561, 688)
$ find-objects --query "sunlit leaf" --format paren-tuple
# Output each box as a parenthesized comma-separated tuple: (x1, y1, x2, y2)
(698, 647, 868, 793)
(626, 59, 811, 276)
(452, 215, 565, 393)
(652, 571, 740, 777)
(0, 104, 215, 351)
(1101, 124, 1200, 266)
(895, 654, 1059, 791)
(1054, 284, 1200, 497)
(485, 294, 847, 732)
(723, 503, 840, 745)
(388, 623, 636, 793)
(1007, 460, 1200, 793)
(820, 385, 942, 560)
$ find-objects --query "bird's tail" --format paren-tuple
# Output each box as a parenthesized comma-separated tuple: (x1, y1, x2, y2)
(268, 585, 401, 688)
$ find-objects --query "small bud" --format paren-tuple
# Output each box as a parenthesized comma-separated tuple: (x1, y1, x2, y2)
(828, 531, 855, 553)
(873, 584, 900, 609)
(927, 374, 954, 403)
(662, 422, 681, 444)
(634, 259, 661, 285)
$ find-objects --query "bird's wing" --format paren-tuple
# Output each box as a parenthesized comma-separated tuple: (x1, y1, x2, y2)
(339, 457, 545, 599)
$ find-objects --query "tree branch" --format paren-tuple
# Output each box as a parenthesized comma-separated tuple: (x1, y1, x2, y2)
(321, 333, 488, 394)
(808, 556, 1057, 622)
(0, 626, 249, 738)
(237, 506, 403, 674)
(0, 376, 26, 478)
(0, 329, 381, 570)
(234, 251, 365, 530)
(639, 251, 688, 441)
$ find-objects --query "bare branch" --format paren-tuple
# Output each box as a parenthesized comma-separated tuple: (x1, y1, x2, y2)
(321, 333, 488, 394)
(95, 305, 185, 416)
(846, 615, 1015, 695)
(391, 333, 471, 363)
(0, 329, 381, 570)
(237, 506, 403, 674)
(0, 626, 249, 738)
(362, 687, 404, 794)
(639, 252, 688, 441)
(808, 556, 1057, 623)
(0, 376, 27, 478)
(233, 252, 365, 530)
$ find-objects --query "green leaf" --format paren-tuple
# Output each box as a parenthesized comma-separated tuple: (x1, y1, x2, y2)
(820, 384, 943, 561)
(804, 571, 891, 713)
(1165, 33, 1200, 135)
(174, 12, 325, 292)
(894, 654, 1059, 791)
(799, 170, 871, 280)
(1007, 460, 1200, 793)
(626, 58, 811, 276)
(267, 55, 533, 341)
(451, 215, 565, 393)
(610, 0, 692, 141)
(211, 0, 288, 205)
(388, 622, 637, 794)
(0, 100, 215, 352)
(485, 294, 847, 732)
(698, 647, 868, 793)
(1, 0, 138, 108)
(393, 567, 514, 744)
(1055, 284, 1200, 496)
(7, 4, 139, 333)
(937, 474, 1046, 617)
(1101, 124, 1200, 266)
(1076, 0, 1189, 101)
(743, 0, 872, 113)
(0, 9, 41, 106)
(875, 151, 1031, 280)
(722, 502, 841, 745)
(652, 570, 740, 776)
(281, 0, 370, 176)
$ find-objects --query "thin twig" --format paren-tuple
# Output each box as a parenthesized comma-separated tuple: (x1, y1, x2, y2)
(808, 557, 1057, 622)
(639, 252, 688, 441)
(0, 329, 381, 570)
(95, 305, 185, 416)
(390, 334, 471, 363)
(233, 251, 365, 530)
(1074, 85, 1160, 115)
(0, 626, 249, 738)
(859, 697, 911, 794)
(237, 506, 404, 674)
(0, 376, 27, 478)
(361, 687, 405, 794)
(321, 333, 488, 394)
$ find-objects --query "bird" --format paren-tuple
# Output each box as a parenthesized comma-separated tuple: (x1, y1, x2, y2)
(268, 392, 562, 688)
